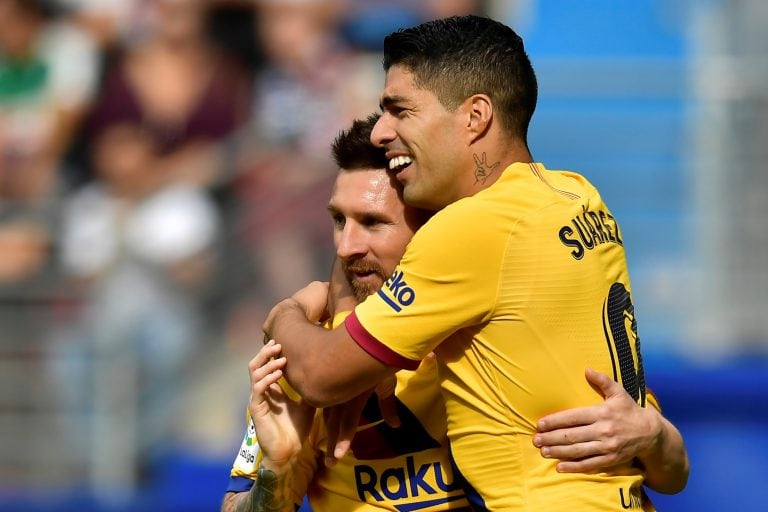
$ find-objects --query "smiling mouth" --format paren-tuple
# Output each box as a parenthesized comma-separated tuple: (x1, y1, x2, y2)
(388, 155, 413, 173)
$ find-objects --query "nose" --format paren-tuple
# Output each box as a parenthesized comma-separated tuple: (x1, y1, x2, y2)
(370, 113, 394, 148)
(336, 222, 367, 260)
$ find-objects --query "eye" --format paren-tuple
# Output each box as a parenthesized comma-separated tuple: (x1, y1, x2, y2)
(382, 104, 407, 119)
(391, 106, 408, 118)
(361, 215, 387, 228)
(331, 213, 345, 229)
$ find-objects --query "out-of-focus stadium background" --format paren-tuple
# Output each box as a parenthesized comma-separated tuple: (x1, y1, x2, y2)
(0, 0, 765, 510)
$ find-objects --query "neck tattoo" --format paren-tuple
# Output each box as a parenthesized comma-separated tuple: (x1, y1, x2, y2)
(473, 152, 501, 184)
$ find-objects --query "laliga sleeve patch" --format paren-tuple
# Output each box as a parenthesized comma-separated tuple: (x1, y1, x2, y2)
(232, 417, 262, 475)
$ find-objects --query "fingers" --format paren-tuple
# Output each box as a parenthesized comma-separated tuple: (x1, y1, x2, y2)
(334, 438, 352, 461)
(377, 395, 401, 428)
(534, 423, 600, 450)
(537, 406, 597, 433)
(248, 340, 284, 375)
(333, 400, 364, 460)
(249, 339, 281, 365)
(535, 426, 626, 471)
(585, 367, 622, 399)
(537, 438, 605, 461)
(375, 375, 400, 428)
(554, 454, 618, 474)
(323, 408, 341, 468)
(537, 370, 623, 432)
(248, 341, 287, 399)
(322, 393, 370, 467)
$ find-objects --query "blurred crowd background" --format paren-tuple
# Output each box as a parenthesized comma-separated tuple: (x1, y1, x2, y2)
(0, 0, 765, 510)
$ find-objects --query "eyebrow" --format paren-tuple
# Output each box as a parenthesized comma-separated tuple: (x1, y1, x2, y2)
(379, 94, 408, 111)
(327, 202, 392, 224)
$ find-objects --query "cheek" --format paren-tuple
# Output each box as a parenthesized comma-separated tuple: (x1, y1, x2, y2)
(383, 233, 412, 265)
(418, 128, 454, 170)
(332, 229, 343, 252)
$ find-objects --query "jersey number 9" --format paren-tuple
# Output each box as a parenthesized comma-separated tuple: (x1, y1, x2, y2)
(602, 282, 646, 406)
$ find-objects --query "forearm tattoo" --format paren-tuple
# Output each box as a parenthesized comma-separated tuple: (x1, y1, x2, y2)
(473, 152, 501, 184)
(236, 464, 293, 512)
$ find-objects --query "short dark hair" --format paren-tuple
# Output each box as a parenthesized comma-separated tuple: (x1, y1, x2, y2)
(331, 113, 388, 171)
(382, 15, 537, 142)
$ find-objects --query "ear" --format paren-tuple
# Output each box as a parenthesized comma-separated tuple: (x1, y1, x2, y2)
(465, 94, 493, 143)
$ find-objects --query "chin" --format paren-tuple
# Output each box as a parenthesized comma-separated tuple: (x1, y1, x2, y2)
(405, 193, 439, 211)
(403, 189, 428, 209)
(351, 283, 377, 302)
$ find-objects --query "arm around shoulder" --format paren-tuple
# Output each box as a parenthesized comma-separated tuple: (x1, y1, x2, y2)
(264, 293, 394, 408)
(533, 368, 689, 495)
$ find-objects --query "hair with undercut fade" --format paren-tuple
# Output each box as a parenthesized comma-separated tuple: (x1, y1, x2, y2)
(382, 15, 538, 144)
(331, 113, 388, 171)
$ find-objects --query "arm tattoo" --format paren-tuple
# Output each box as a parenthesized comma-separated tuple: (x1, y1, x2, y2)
(235, 464, 294, 512)
(473, 152, 501, 184)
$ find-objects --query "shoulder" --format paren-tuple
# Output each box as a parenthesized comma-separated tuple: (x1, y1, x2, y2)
(415, 195, 498, 240)
(534, 164, 605, 203)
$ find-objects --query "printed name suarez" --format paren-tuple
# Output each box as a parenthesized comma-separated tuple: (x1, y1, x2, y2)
(559, 206, 623, 260)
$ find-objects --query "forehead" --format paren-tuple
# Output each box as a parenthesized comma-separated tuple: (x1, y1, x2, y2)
(380, 66, 422, 104)
(331, 169, 403, 210)
(380, 64, 447, 114)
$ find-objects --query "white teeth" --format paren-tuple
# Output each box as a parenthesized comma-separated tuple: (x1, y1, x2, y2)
(388, 155, 413, 170)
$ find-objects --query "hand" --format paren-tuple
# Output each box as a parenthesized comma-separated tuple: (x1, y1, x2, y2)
(533, 368, 662, 473)
(248, 340, 315, 472)
(291, 281, 330, 323)
(321, 390, 371, 467)
(320, 373, 402, 468)
(262, 281, 329, 339)
(374, 374, 400, 428)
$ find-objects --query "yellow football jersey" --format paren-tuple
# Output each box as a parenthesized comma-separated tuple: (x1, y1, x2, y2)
(348, 162, 654, 511)
(228, 312, 471, 511)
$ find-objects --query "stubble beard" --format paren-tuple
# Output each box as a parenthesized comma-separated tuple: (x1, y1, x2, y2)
(342, 258, 388, 302)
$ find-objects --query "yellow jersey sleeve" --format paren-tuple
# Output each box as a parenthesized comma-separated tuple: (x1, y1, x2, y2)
(347, 200, 505, 367)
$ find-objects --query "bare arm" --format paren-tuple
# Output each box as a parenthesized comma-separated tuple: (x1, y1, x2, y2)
(533, 368, 689, 494)
(221, 466, 294, 512)
(221, 342, 315, 512)
(263, 283, 394, 407)
(635, 410, 689, 494)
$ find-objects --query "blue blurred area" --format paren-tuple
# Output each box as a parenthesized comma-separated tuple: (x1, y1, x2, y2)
(522, 0, 685, 57)
(645, 356, 768, 511)
(0, 453, 229, 512)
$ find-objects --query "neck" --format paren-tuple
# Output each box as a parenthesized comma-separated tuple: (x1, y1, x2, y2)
(460, 137, 532, 197)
